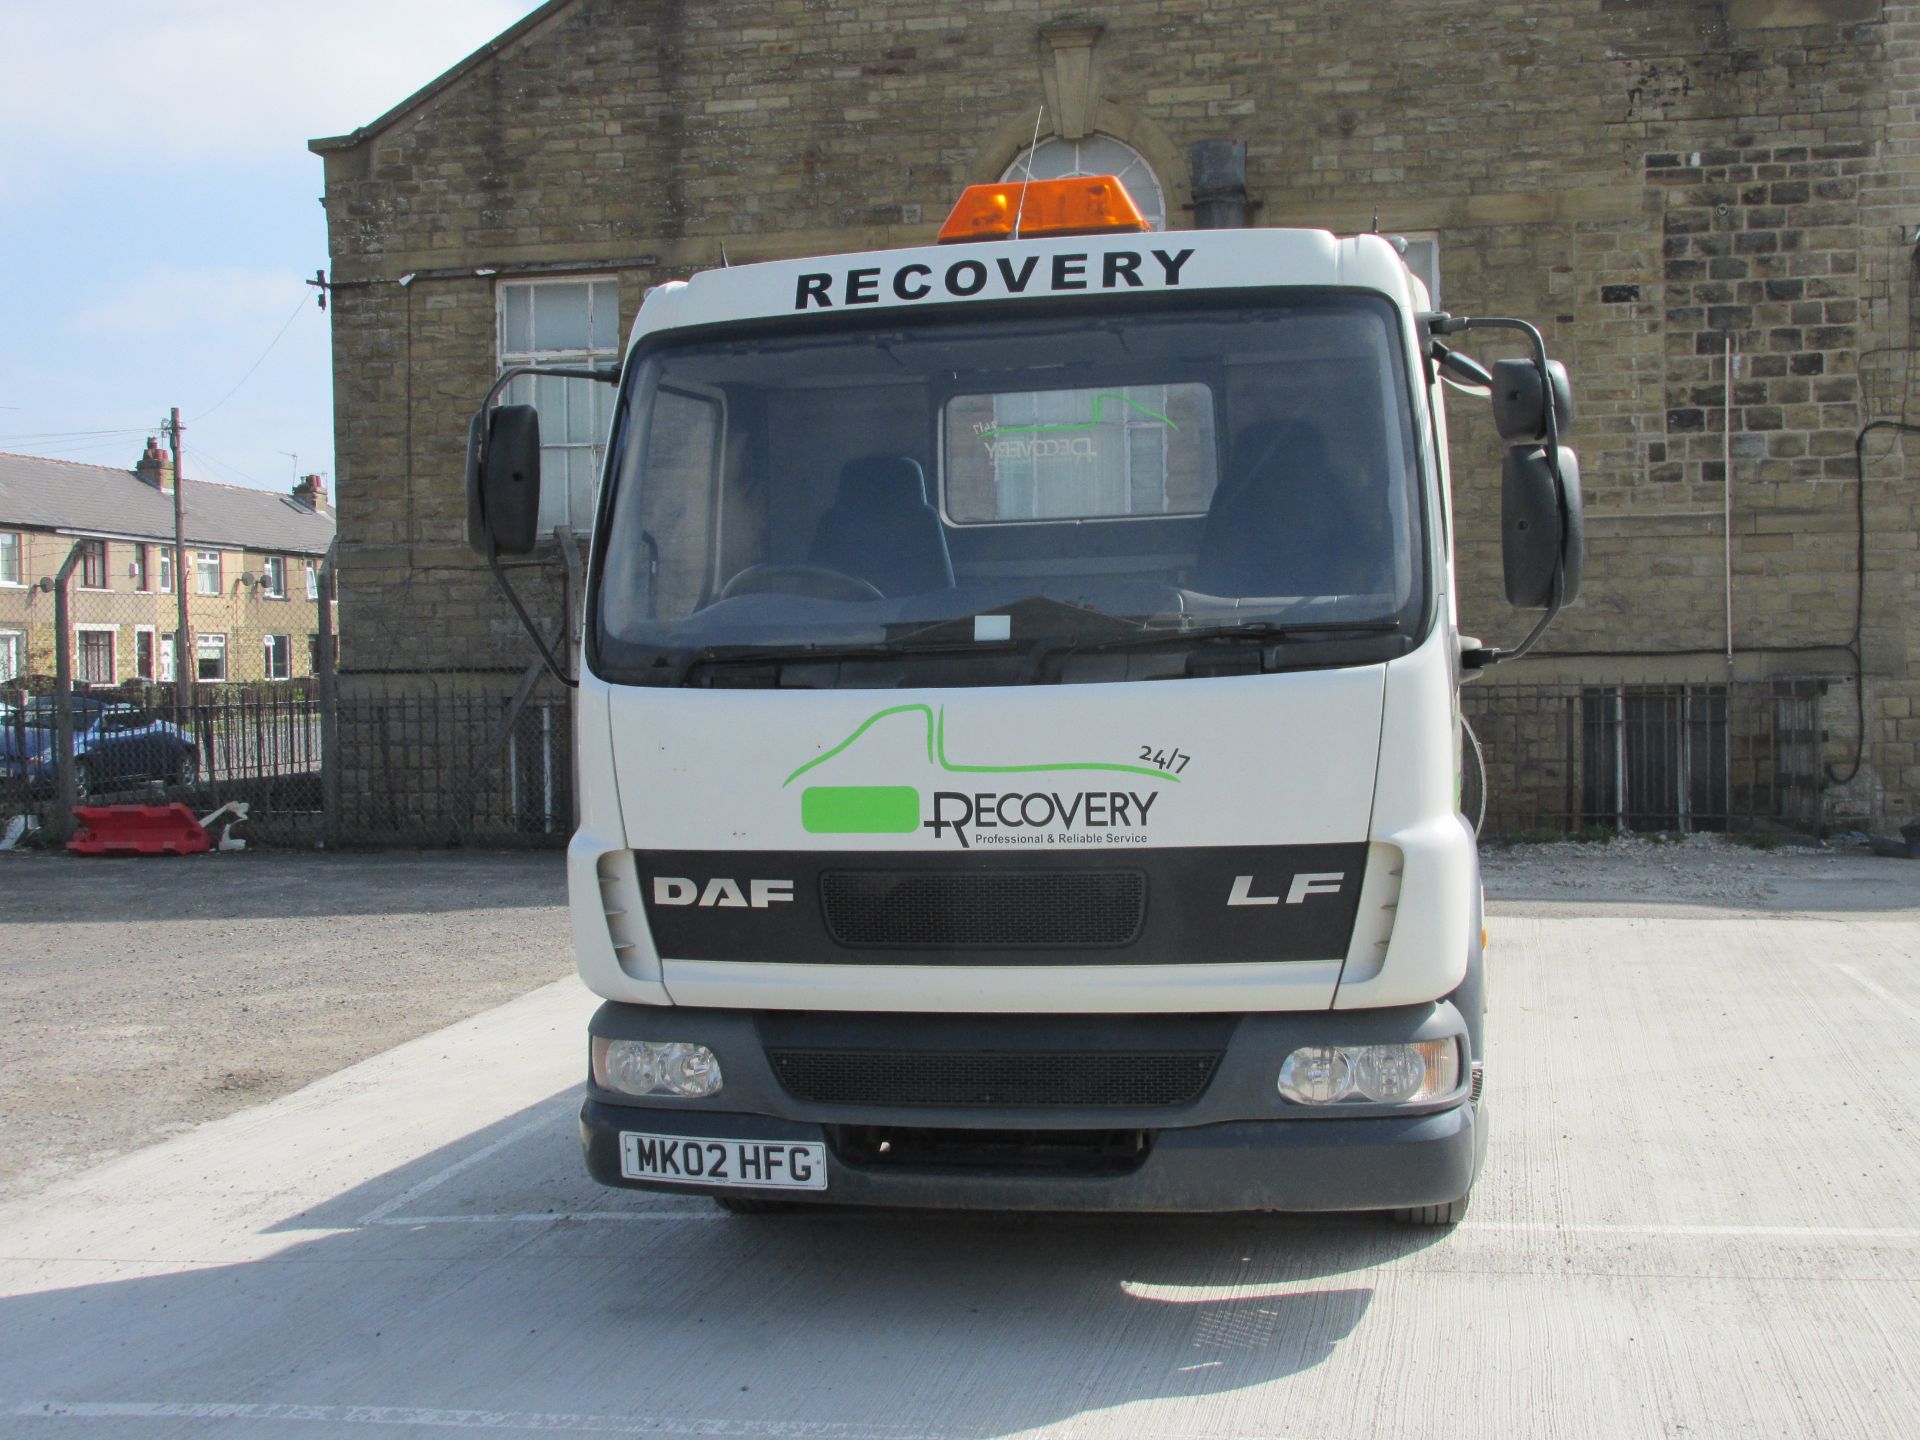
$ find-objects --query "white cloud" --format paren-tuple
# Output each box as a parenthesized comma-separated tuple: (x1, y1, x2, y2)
(0, 1, 539, 192)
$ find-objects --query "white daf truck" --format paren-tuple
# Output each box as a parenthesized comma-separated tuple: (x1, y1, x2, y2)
(468, 175, 1581, 1223)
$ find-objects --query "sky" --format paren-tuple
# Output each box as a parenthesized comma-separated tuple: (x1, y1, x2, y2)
(0, 0, 543, 499)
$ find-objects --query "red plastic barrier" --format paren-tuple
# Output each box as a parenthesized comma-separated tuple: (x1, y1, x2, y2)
(68, 804, 212, 857)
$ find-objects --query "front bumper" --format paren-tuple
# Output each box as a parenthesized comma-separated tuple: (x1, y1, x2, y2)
(580, 1002, 1484, 1213)
(581, 1098, 1480, 1213)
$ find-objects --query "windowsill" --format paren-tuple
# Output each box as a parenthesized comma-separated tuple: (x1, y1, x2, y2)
(0, 581, 25, 589)
(76, 586, 112, 593)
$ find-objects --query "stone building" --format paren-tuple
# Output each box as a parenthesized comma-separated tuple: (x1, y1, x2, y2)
(0, 446, 336, 689)
(311, 0, 1920, 834)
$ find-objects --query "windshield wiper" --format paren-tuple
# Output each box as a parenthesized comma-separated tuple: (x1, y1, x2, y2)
(1022, 619, 1404, 681)
(660, 596, 1150, 686)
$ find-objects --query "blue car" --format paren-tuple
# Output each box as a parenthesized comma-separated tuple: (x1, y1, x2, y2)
(0, 696, 200, 798)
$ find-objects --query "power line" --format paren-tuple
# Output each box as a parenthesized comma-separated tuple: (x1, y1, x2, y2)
(192, 292, 312, 422)
(0, 426, 150, 444)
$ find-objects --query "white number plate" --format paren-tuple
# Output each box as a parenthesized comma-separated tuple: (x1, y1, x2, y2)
(619, 1132, 828, 1191)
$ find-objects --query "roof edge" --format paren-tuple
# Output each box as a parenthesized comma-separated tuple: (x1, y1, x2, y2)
(308, 0, 577, 155)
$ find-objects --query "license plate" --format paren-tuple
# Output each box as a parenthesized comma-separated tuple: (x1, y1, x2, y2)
(619, 1132, 828, 1191)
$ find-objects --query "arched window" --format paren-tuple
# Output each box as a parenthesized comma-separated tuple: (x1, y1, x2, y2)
(1001, 135, 1166, 231)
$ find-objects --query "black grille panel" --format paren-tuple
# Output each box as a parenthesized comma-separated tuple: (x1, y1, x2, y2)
(767, 1049, 1220, 1108)
(820, 870, 1146, 949)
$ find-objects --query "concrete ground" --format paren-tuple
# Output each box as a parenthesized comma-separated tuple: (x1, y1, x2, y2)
(1, 843, 1917, 1437)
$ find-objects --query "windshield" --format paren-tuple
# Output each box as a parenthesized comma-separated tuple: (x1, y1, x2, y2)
(593, 292, 1427, 686)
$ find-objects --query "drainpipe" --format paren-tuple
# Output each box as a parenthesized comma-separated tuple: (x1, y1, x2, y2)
(1724, 334, 1736, 666)
(1190, 140, 1249, 229)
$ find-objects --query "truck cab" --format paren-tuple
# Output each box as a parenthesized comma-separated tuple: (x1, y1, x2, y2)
(468, 176, 1581, 1221)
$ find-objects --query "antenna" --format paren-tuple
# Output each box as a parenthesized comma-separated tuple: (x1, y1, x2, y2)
(279, 451, 298, 481)
(1010, 105, 1047, 242)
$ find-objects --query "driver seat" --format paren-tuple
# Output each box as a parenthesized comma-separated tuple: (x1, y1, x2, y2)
(808, 455, 955, 598)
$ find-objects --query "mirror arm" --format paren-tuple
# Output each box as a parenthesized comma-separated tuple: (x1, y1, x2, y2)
(482, 361, 621, 412)
(487, 539, 580, 690)
(1461, 567, 1565, 671)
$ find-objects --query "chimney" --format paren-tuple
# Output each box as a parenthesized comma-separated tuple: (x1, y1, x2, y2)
(134, 437, 174, 491)
(292, 473, 330, 512)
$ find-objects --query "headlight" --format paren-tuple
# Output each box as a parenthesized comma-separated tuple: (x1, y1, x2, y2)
(592, 1038, 724, 1098)
(1277, 1039, 1461, 1106)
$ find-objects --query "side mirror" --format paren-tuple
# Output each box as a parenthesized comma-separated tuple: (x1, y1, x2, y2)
(1501, 445, 1583, 608)
(1491, 358, 1574, 443)
(465, 404, 543, 557)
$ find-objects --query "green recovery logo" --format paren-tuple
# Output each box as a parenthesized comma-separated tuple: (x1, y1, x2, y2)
(978, 391, 1178, 442)
(784, 704, 1179, 848)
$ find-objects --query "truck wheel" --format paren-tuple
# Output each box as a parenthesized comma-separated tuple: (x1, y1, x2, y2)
(713, 1196, 801, 1215)
(1389, 1194, 1470, 1226)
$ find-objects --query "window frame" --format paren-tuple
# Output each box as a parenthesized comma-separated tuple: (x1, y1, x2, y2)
(158, 549, 174, 594)
(0, 628, 23, 681)
(77, 539, 109, 591)
(496, 274, 622, 538)
(194, 550, 223, 597)
(306, 561, 319, 601)
(74, 623, 117, 685)
(262, 633, 292, 681)
(260, 556, 287, 600)
(195, 631, 228, 683)
(0, 531, 22, 587)
(1001, 135, 1167, 232)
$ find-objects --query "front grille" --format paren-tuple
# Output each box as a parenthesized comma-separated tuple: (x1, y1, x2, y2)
(828, 1125, 1152, 1176)
(820, 870, 1146, 949)
(767, 1049, 1220, 1108)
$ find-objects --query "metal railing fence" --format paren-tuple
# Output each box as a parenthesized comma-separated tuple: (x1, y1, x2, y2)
(1463, 678, 1834, 840)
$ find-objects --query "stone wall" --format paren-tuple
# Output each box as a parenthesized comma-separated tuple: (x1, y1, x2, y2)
(314, 0, 1920, 827)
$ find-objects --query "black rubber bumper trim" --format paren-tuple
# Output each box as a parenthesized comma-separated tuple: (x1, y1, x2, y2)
(580, 1097, 1479, 1214)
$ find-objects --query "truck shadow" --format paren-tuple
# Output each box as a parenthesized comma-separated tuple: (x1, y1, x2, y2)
(4, 1092, 1453, 1436)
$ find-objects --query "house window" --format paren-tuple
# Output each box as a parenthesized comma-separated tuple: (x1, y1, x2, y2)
(133, 545, 150, 592)
(260, 556, 286, 599)
(0, 532, 21, 586)
(306, 561, 320, 600)
(0, 630, 22, 681)
(263, 634, 291, 681)
(498, 276, 620, 535)
(76, 626, 116, 684)
(79, 539, 108, 590)
(195, 550, 222, 596)
(134, 627, 157, 681)
(158, 550, 174, 593)
(1002, 136, 1166, 231)
(196, 632, 227, 682)
(159, 633, 176, 684)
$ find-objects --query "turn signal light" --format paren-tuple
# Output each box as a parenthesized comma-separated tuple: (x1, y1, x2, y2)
(937, 175, 1149, 243)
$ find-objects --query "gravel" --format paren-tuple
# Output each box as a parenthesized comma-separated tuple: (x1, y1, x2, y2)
(0, 849, 572, 1205)
(1481, 831, 1916, 912)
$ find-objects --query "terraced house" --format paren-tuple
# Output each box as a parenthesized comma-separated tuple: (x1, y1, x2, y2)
(0, 444, 336, 689)
(312, 0, 1920, 835)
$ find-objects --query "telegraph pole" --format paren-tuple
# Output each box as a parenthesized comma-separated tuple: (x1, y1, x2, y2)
(161, 407, 194, 715)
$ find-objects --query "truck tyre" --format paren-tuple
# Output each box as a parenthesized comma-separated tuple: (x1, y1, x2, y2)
(1389, 1194, 1470, 1226)
(713, 1196, 801, 1215)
